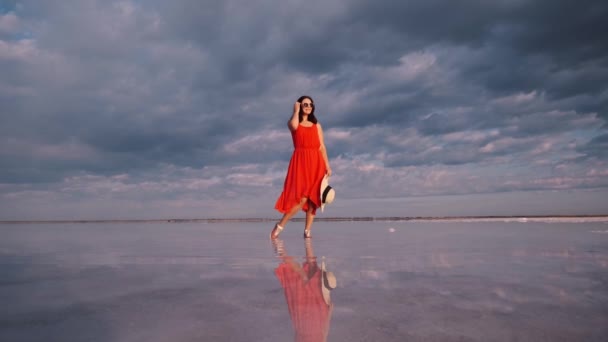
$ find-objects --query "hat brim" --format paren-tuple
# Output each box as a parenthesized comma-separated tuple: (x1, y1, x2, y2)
(321, 261, 336, 305)
(320, 175, 334, 212)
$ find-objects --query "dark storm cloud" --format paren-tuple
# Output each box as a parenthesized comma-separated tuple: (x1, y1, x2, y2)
(0, 1, 375, 182)
(348, 0, 608, 74)
(1, 0, 607, 219)
(349, 0, 505, 47)
(502, 1, 608, 68)
(578, 133, 608, 159)
(319, 0, 608, 132)
(0, 1, 259, 180)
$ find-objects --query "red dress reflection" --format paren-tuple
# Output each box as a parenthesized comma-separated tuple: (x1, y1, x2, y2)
(275, 257, 333, 342)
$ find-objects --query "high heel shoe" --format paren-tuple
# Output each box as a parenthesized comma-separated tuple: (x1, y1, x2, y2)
(303, 229, 311, 239)
(270, 223, 284, 239)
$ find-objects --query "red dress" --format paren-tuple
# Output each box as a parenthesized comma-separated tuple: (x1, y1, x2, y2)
(275, 262, 333, 342)
(275, 124, 326, 215)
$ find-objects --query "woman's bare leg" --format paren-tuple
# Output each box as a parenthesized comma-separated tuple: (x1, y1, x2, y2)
(271, 198, 308, 239)
(279, 197, 308, 227)
(304, 200, 315, 238)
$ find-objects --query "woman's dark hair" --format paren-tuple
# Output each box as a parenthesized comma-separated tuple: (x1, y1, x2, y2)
(297, 95, 318, 124)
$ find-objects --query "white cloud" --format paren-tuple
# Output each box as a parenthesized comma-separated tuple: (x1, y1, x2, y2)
(0, 12, 19, 34)
(222, 130, 290, 155)
(442, 129, 500, 143)
(492, 90, 539, 106)
(0, 38, 35, 60)
(394, 52, 437, 78)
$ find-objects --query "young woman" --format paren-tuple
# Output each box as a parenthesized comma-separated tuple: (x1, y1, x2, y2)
(271, 96, 332, 239)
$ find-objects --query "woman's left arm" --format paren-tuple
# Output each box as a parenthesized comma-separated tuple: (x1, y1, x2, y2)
(317, 123, 332, 176)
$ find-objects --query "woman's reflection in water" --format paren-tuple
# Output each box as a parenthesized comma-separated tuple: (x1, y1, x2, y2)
(272, 238, 337, 342)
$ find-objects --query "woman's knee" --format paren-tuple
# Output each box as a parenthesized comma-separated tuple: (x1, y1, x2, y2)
(290, 197, 307, 212)
(306, 199, 316, 213)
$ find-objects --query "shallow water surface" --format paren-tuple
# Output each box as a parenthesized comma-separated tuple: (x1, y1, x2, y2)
(1, 221, 607, 341)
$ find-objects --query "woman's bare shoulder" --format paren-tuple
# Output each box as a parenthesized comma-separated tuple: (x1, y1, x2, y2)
(287, 120, 298, 131)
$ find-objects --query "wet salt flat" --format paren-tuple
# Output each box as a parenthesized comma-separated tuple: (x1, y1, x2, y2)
(1, 220, 608, 341)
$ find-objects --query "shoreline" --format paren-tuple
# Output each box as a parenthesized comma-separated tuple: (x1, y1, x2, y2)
(2, 214, 608, 224)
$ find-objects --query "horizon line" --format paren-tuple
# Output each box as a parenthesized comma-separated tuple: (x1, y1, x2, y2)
(2, 214, 608, 224)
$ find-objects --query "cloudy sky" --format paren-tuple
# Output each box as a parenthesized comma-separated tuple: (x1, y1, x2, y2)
(1, 0, 607, 220)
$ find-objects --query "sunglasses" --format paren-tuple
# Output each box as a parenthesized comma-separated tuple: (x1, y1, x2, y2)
(301, 103, 314, 108)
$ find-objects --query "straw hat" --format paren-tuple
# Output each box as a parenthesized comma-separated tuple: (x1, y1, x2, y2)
(321, 259, 337, 306)
(319, 175, 335, 212)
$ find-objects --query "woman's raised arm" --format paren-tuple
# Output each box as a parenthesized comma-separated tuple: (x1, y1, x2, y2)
(287, 101, 300, 131)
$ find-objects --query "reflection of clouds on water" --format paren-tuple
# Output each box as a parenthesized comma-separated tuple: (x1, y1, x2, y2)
(358, 270, 384, 280)
(2, 221, 608, 340)
(419, 217, 608, 223)
(431, 253, 452, 268)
